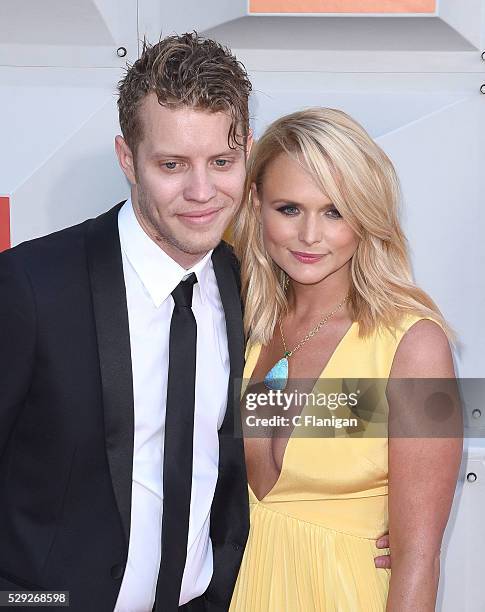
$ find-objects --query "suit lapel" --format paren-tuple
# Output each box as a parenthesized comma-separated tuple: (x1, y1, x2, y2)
(208, 244, 249, 606)
(86, 202, 134, 547)
(211, 244, 245, 435)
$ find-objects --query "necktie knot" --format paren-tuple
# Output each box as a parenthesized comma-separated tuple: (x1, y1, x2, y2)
(171, 272, 198, 308)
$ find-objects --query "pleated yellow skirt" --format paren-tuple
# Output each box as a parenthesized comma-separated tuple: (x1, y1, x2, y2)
(229, 496, 390, 612)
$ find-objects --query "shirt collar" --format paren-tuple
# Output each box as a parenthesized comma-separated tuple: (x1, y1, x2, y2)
(118, 198, 213, 308)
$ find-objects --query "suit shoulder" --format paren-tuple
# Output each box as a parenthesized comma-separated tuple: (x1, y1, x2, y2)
(217, 240, 240, 270)
(5, 219, 87, 262)
(1, 203, 123, 269)
(0, 202, 123, 280)
(214, 240, 241, 295)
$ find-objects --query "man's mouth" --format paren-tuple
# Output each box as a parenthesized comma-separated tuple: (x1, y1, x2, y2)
(177, 207, 224, 226)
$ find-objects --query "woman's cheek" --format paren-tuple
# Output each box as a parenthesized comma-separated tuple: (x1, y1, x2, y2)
(325, 223, 358, 252)
(263, 215, 294, 247)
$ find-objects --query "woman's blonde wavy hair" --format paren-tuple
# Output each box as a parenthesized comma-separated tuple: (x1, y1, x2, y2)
(233, 107, 453, 346)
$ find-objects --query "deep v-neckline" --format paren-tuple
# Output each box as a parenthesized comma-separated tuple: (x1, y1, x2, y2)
(245, 321, 357, 502)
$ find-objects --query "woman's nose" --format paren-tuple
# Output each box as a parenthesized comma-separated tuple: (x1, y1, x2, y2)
(298, 217, 323, 246)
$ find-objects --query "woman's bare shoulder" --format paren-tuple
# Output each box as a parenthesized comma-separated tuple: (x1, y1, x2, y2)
(390, 318, 455, 379)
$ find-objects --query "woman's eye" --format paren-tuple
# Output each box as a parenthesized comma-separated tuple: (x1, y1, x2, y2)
(277, 205, 299, 216)
(326, 207, 342, 219)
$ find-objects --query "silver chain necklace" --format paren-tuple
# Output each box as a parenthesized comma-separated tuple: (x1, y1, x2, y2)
(263, 295, 350, 391)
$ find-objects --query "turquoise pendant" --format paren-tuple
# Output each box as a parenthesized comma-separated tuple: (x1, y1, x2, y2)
(264, 352, 291, 391)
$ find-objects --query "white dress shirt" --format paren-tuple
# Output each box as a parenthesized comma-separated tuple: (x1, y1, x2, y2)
(114, 199, 230, 611)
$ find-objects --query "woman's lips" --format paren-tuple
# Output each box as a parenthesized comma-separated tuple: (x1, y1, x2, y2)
(177, 207, 223, 226)
(290, 251, 327, 264)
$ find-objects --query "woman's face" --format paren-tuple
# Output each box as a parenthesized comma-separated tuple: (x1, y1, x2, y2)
(255, 152, 359, 286)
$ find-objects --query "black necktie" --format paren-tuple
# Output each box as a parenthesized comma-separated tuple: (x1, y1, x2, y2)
(155, 273, 198, 611)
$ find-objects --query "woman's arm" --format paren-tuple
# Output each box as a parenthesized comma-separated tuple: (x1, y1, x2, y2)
(386, 319, 463, 612)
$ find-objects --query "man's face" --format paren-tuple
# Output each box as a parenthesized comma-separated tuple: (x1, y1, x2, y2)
(116, 93, 248, 268)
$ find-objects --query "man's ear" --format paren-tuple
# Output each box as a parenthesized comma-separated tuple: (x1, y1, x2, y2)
(115, 135, 136, 185)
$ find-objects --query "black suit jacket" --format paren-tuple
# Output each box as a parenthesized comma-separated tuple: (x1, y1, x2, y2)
(0, 203, 249, 611)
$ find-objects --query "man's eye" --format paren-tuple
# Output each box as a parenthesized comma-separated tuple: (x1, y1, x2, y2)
(162, 161, 179, 170)
(214, 159, 230, 167)
(277, 205, 299, 216)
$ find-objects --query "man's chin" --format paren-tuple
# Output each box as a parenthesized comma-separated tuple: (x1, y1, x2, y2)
(170, 233, 223, 258)
(182, 239, 222, 257)
(175, 221, 230, 251)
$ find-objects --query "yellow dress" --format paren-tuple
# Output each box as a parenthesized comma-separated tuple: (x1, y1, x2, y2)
(229, 314, 432, 612)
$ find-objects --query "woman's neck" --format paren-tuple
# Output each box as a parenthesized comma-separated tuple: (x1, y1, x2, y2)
(287, 267, 352, 321)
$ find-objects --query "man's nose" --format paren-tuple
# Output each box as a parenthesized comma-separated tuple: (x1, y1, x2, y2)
(184, 168, 217, 203)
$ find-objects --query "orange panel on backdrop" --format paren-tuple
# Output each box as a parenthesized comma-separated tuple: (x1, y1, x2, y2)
(250, 0, 435, 13)
(0, 196, 11, 252)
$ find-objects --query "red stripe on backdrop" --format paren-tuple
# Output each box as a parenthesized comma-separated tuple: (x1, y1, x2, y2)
(0, 196, 11, 252)
(250, 0, 436, 12)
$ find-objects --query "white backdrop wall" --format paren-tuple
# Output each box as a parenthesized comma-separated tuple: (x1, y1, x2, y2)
(1, 2, 484, 609)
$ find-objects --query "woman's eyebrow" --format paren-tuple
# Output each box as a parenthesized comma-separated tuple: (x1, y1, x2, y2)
(270, 199, 335, 208)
